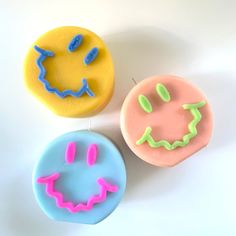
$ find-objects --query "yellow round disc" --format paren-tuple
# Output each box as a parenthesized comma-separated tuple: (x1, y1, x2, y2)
(24, 26, 114, 117)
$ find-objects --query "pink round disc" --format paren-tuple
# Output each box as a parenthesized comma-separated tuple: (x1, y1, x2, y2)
(120, 75, 213, 167)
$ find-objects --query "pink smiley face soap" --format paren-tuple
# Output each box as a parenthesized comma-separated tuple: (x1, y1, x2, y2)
(120, 75, 213, 167)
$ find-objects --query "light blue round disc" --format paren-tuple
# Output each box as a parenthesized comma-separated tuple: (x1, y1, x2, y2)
(33, 130, 126, 224)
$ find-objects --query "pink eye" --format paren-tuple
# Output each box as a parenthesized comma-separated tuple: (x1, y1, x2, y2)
(87, 144, 98, 166)
(65, 142, 77, 164)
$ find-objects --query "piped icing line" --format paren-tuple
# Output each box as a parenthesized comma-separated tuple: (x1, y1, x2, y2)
(37, 173, 118, 213)
(136, 101, 206, 150)
(34, 45, 95, 98)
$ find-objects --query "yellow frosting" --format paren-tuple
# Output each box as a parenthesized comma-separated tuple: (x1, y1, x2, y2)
(24, 26, 114, 117)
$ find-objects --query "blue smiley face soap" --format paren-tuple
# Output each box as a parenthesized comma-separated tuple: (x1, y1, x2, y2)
(33, 131, 126, 224)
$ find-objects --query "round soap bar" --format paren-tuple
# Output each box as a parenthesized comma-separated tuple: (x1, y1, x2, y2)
(33, 131, 126, 224)
(120, 75, 213, 167)
(24, 26, 114, 117)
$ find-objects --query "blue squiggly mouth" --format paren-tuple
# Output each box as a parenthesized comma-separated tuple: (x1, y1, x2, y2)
(34, 45, 95, 98)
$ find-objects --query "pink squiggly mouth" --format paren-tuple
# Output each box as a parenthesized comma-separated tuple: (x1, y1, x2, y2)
(37, 173, 118, 213)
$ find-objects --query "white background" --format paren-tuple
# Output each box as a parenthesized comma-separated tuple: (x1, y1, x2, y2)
(1, 0, 236, 235)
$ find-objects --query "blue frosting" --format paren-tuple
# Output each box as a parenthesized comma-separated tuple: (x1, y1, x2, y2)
(34, 45, 95, 98)
(84, 47, 99, 65)
(68, 34, 83, 52)
(33, 131, 126, 224)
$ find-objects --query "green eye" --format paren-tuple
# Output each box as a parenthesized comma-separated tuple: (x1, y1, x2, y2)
(156, 83, 171, 102)
(138, 95, 153, 113)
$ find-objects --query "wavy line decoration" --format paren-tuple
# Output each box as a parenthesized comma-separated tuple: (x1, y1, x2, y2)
(37, 173, 118, 213)
(136, 101, 206, 150)
(34, 45, 95, 98)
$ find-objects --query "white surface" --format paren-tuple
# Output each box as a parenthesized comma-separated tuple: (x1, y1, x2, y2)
(1, 0, 236, 235)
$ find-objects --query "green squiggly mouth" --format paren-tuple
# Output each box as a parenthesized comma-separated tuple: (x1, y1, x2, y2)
(136, 101, 206, 150)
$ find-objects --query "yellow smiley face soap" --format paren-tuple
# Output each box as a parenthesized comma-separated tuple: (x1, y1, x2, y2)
(24, 26, 114, 117)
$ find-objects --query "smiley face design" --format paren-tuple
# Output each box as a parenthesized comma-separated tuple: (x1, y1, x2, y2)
(121, 75, 213, 167)
(24, 26, 114, 117)
(33, 131, 126, 224)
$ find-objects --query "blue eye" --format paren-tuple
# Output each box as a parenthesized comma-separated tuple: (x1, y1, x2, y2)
(68, 34, 83, 52)
(84, 47, 99, 65)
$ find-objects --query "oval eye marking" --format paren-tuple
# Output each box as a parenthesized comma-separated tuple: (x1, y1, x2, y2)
(84, 47, 99, 65)
(65, 142, 77, 164)
(156, 83, 171, 102)
(68, 34, 83, 52)
(87, 144, 98, 166)
(138, 95, 153, 113)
